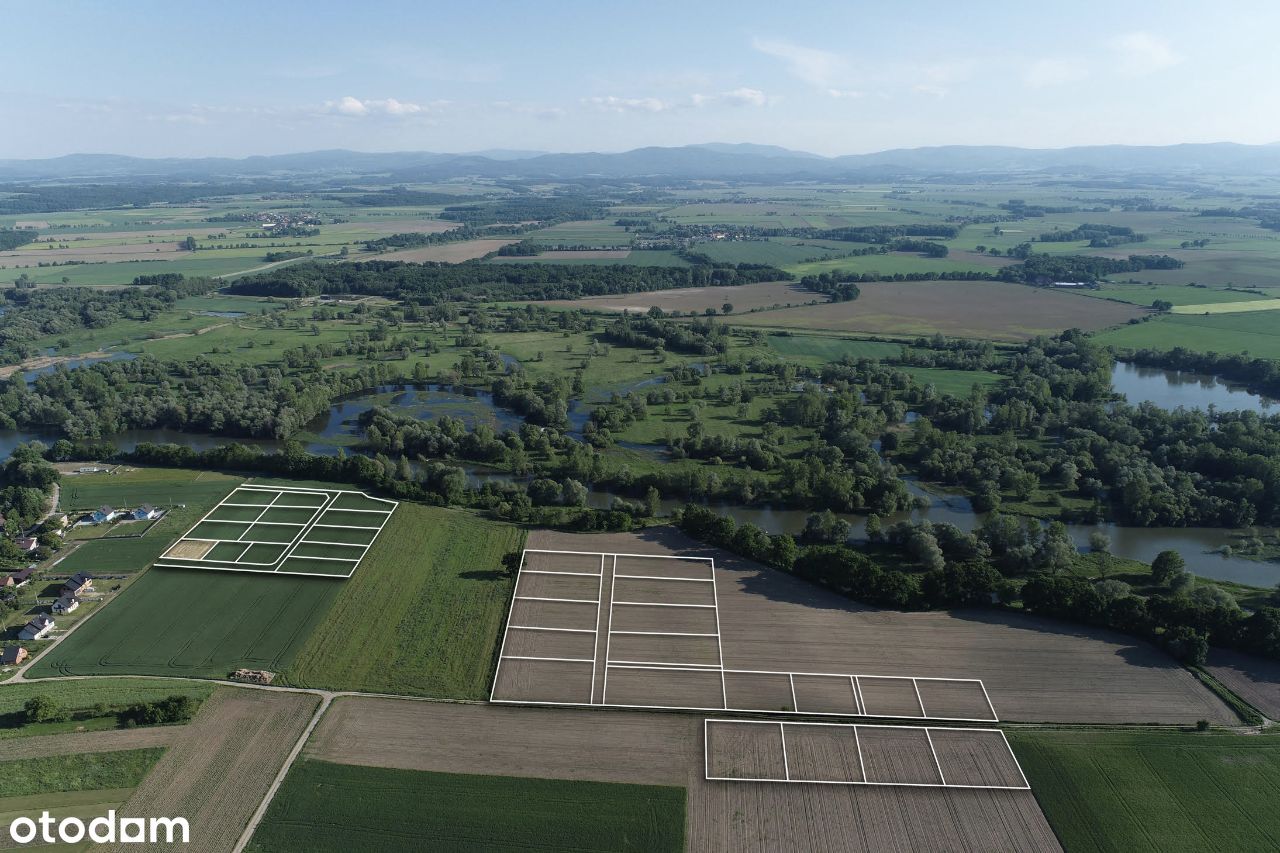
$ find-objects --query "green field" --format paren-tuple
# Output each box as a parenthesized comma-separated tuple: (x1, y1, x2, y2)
(1010, 729, 1280, 852)
(0, 678, 213, 739)
(0, 748, 165, 798)
(1086, 284, 1273, 307)
(1093, 311, 1280, 359)
(59, 467, 240, 511)
(247, 761, 686, 853)
(765, 334, 905, 364)
(27, 567, 342, 680)
(285, 504, 524, 697)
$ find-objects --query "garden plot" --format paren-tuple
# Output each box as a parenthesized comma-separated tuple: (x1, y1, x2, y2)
(492, 549, 997, 721)
(155, 485, 396, 578)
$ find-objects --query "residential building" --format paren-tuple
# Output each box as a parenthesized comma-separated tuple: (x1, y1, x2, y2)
(0, 647, 28, 666)
(62, 572, 93, 597)
(18, 615, 53, 641)
(52, 596, 79, 614)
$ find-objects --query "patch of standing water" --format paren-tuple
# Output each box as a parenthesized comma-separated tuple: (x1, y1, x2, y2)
(1112, 362, 1278, 415)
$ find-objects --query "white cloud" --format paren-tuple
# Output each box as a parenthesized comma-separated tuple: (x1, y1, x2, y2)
(1025, 58, 1090, 88)
(1111, 32, 1182, 75)
(826, 89, 863, 100)
(752, 37, 848, 88)
(492, 101, 566, 121)
(583, 95, 671, 113)
(718, 87, 768, 107)
(323, 96, 430, 117)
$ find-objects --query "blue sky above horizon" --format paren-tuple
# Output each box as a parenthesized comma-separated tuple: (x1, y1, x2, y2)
(3, 0, 1277, 159)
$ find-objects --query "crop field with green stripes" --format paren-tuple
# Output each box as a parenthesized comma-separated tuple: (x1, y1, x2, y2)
(156, 485, 397, 578)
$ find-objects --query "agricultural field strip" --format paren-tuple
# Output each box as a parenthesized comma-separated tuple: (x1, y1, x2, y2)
(493, 549, 999, 722)
(155, 485, 397, 578)
(704, 719, 1030, 790)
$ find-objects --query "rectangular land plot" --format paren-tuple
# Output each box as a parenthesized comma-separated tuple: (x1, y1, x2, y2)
(928, 728, 1028, 789)
(155, 485, 396, 578)
(493, 549, 999, 722)
(782, 723, 865, 783)
(705, 720, 1029, 790)
(705, 719, 787, 780)
(604, 666, 725, 709)
(857, 726, 943, 785)
(493, 658, 593, 705)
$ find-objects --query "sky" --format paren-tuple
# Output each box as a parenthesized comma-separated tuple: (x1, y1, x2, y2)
(3, 0, 1278, 160)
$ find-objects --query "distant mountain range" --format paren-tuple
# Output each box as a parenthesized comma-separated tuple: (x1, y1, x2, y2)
(4, 142, 1280, 182)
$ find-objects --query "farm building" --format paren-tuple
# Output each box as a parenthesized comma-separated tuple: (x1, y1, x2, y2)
(18, 615, 54, 641)
(2, 568, 33, 588)
(62, 573, 93, 597)
(52, 596, 80, 615)
(0, 646, 28, 666)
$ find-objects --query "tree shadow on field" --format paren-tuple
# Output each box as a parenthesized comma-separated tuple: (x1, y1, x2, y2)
(458, 570, 503, 581)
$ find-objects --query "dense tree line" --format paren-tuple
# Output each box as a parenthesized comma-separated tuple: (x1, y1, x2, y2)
(798, 272, 860, 302)
(0, 182, 293, 214)
(998, 253, 1183, 284)
(438, 196, 607, 227)
(0, 230, 36, 252)
(600, 315, 731, 355)
(227, 260, 789, 302)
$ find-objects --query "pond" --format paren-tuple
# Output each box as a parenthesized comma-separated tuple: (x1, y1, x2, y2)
(1112, 362, 1279, 415)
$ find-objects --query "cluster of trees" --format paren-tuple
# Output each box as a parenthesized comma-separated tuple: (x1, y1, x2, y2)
(889, 238, 949, 257)
(0, 356, 404, 440)
(601, 315, 731, 355)
(0, 274, 221, 364)
(804, 224, 959, 243)
(439, 196, 607, 227)
(998, 253, 1183, 285)
(1038, 223, 1146, 247)
(228, 260, 788, 302)
(19, 692, 199, 728)
(0, 230, 35, 252)
(798, 272, 860, 302)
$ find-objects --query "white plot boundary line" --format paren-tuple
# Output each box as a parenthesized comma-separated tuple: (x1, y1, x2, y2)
(703, 719, 1031, 790)
(491, 549, 999, 723)
(155, 484, 398, 578)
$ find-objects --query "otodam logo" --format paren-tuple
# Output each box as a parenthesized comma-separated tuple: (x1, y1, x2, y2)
(9, 811, 189, 845)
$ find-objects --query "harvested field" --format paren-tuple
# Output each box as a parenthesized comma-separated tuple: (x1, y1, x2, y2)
(163, 539, 215, 559)
(366, 238, 518, 263)
(783, 724, 864, 782)
(492, 657, 593, 704)
(525, 529, 1233, 725)
(0, 242, 185, 266)
(854, 726, 943, 785)
(705, 720, 787, 780)
(0, 726, 179, 761)
(305, 698, 699, 785)
(605, 666, 725, 708)
(95, 687, 319, 853)
(929, 729, 1029, 789)
(542, 281, 812, 314)
(308, 698, 1059, 852)
(728, 280, 1145, 341)
(1205, 648, 1280, 719)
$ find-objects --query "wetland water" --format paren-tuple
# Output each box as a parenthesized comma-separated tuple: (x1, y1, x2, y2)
(3, 364, 1278, 585)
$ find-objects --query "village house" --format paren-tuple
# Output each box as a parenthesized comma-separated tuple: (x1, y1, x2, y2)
(2, 567, 34, 589)
(18, 615, 54, 641)
(131, 504, 162, 521)
(62, 572, 93, 597)
(13, 537, 36, 553)
(52, 596, 79, 615)
(0, 646, 28, 666)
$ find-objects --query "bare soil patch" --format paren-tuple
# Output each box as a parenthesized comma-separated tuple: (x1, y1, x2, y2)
(1205, 649, 1280, 719)
(525, 528, 1233, 724)
(93, 687, 318, 853)
(366, 238, 518, 263)
(728, 280, 1145, 341)
(163, 539, 216, 559)
(542, 281, 812, 314)
(0, 242, 185, 267)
